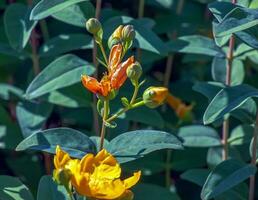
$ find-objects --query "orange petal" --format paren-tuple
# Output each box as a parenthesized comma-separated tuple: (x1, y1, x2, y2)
(109, 44, 123, 71)
(123, 171, 141, 189)
(111, 56, 135, 89)
(166, 93, 182, 110)
(81, 75, 103, 95)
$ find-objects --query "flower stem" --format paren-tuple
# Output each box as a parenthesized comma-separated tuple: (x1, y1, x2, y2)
(106, 84, 142, 123)
(130, 83, 139, 104)
(99, 42, 108, 66)
(106, 101, 145, 123)
(100, 100, 109, 150)
(249, 111, 258, 200)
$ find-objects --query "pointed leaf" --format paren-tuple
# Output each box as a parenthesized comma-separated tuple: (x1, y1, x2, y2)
(0, 175, 34, 200)
(204, 84, 258, 124)
(25, 54, 95, 99)
(16, 127, 96, 158)
(201, 159, 256, 200)
(30, 0, 89, 20)
(108, 130, 183, 163)
(4, 3, 37, 50)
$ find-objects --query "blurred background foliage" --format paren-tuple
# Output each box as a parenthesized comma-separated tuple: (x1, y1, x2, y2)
(0, 0, 258, 199)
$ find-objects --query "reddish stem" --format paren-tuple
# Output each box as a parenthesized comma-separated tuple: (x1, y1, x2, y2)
(249, 112, 258, 200)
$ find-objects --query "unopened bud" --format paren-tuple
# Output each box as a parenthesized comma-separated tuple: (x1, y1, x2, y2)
(113, 25, 124, 39)
(108, 25, 124, 49)
(53, 168, 71, 186)
(122, 25, 135, 42)
(126, 61, 142, 85)
(86, 18, 102, 35)
(143, 87, 168, 108)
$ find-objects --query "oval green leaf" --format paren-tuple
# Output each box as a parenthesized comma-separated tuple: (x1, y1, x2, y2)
(204, 84, 258, 124)
(0, 175, 34, 200)
(30, 0, 88, 20)
(107, 130, 183, 163)
(16, 127, 96, 158)
(37, 175, 69, 200)
(4, 3, 37, 50)
(201, 159, 256, 200)
(25, 54, 95, 99)
(178, 125, 221, 147)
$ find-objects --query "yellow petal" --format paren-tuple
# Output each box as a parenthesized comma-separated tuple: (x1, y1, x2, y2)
(93, 149, 121, 179)
(123, 171, 141, 189)
(90, 179, 125, 200)
(71, 173, 92, 197)
(80, 153, 94, 173)
(54, 145, 71, 169)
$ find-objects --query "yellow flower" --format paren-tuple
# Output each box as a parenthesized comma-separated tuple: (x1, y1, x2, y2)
(53, 146, 141, 200)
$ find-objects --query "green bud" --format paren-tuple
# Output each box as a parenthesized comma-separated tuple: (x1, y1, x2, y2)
(143, 87, 168, 108)
(86, 18, 102, 35)
(126, 61, 142, 85)
(53, 169, 72, 192)
(122, 25, 135, 42)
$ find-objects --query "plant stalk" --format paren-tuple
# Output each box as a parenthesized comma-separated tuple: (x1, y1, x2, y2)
(136, 0, 145, 60)
(249, 111, 258, 200)
(99, 100, 109, 150)
(222, 0, 236, 160)
(92, 0, 103, 135)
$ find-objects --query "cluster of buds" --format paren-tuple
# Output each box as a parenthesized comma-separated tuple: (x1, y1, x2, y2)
(83, 18, 169, 120)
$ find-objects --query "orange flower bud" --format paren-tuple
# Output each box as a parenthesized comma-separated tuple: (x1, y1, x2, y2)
(143, 87, 168, 108)
(111, 56, 135, 90)
(109, 44, 123, 71)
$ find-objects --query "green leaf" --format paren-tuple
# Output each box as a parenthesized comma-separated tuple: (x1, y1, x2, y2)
(201, 159, 256, 200)
(228, 125, 254, 145)
(42, 83, 92, 108)
(30, 0, 89, 20)
(166, 35, 224, 57)
(0, 83, 23, 100)
(4, 3, 37, 50)
(125, 107, 165, 129)
(107, 130, 183, 163)
(0, 42, 29, 59)
(207, 146, 243, 169)
(215, 7, 258, 36)
(0, 175, 34, 200)
(181, 169, 210, 186)
(16, 127, 96, 158)
(204, 84, 258, 124)
(178, 125, 221, 147)
(193, 81, 224, 102)
(39, 34, 93, 57)
(16, 101, 53, 138)
(211, 58, 244, 86)
(37, 175, 69, 200)
(133, 184, 180, 200)
(51, 2, 94, 27)
(0, 126, 6, 148)
(25, 54, 95, 99)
